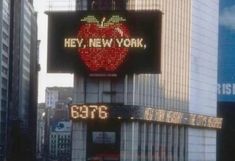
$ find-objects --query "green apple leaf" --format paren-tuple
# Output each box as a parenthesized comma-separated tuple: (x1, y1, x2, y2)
(104, 15, 126, 27)
(81, 16, 99, 24)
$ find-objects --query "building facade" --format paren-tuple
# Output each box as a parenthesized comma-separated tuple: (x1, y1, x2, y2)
(44, 87, 73, 161)
(0, 0, 10, 160)
(49, 121, 71, 161)
(7, 0, 38, 161)
(70, 0, 220, 161)
(45, 87, 73, 109)
(36, 103, 46, 161)
(44, 106, 71, 161)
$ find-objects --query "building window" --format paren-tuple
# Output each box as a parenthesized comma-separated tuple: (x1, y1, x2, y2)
(2, 66, 8, 75)
(2, 20, 9, 32)
(1, 89, 7, 99)
(3, 8, 10, 21)
(135, 123, 187, 161)
(3, 0, 9, 11)
(2, 78, 7, 87)
(0, 132, 6, 143)
(87, 0, 126, 10)
(2, 55, 8, 64)
(2, 31, 9, 42)
(23, 68, 30, 78)
(2, 44, 8, 53)
(1, 100, 7, 110)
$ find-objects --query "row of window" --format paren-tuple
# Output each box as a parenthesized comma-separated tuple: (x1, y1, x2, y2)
(2, 31, 9, 42)
(0, 111, 6, 121)
(2, 54, 8, 65)
(1, 100, 6, 110)
(2, 20, 9, 32)
(3, 0, 10, 12)
(2, 66, 8, 75)
(0, 131, 6, 145)
(2, 8, 10, 23)
(51, 139, 70, 143)
(51, 135, 70, 139)
(2, 44, 8, 53)
(2, 78, 7, 87)
(1, 89, 7, 99)
(51, 140, 71, 145)
(50, 149, 70, 153)
(76, 0, 127, 10)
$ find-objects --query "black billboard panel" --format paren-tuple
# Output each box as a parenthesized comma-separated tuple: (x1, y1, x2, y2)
(47, 11, 162, 76)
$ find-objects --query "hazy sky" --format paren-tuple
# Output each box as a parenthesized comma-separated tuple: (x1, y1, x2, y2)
(34, 0, 74, 103)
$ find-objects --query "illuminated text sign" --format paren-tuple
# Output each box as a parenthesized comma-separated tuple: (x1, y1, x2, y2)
(47, 11, 162, 76)
(69, 104, 223, 129)
(144, 108, 223, 129)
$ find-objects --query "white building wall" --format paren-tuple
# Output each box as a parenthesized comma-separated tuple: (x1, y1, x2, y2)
(188, 0, 219, 161)
(190, 0, 218, 116)
(121, 1, 191, 161)
(127, 0, 191, 112)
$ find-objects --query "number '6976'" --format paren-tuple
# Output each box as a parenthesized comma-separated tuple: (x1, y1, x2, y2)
(70, 105, 108, 120)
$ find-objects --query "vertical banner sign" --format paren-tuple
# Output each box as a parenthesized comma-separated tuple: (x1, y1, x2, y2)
(218, 1, 235, 101)
(47, 11, 162, 76)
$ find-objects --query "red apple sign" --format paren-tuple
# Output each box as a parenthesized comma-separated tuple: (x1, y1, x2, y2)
(77, 16, 130, 72)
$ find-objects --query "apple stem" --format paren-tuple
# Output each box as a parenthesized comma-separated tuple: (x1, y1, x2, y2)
(101, 17, 106, 27)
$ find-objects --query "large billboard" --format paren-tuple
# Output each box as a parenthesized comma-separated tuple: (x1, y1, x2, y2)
(47, 11, 162, 76)
(218, 1, 235, 101)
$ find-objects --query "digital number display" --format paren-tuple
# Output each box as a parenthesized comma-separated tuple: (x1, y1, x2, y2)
(70, 105, 108, 119)
(69, 104, 223, 129)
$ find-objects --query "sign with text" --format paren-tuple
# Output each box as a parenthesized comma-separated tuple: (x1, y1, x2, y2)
(69, 104, 223, 129)
(47, 11, 162, 76)
(218, 1, 235, 101)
